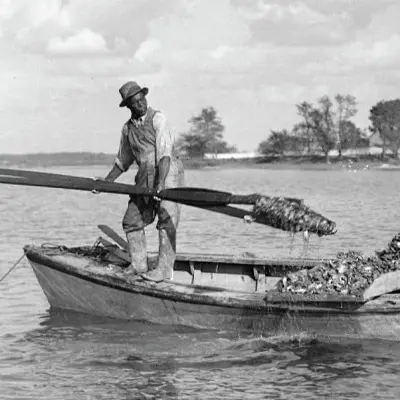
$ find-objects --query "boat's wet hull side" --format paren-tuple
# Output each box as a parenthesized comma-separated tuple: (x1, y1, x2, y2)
(30, 261, 400, 340)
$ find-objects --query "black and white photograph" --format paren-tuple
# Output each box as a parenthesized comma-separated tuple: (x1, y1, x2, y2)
(1, 0, 400, 399)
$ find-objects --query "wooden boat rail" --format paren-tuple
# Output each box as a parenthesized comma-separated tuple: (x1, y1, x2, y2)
(36, 243, 328, 294)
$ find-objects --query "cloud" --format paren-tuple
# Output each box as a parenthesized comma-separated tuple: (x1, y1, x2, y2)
(0, 0, 14, 19)
(209, 45, 234, 59)
(0, 1, 71, 52)
(298, 3, 400, 77)
(128, 0, 257, 77)
(146, 0, 250, 53)
(134, 38, 161, 62)
(234, 0, 357, 46)
(343, 34, 400, 69)
(47, 28, 109, 55)
(260, 83, 305, 103)
(0, 0, 177, 56)
(247, 1, 328, 23)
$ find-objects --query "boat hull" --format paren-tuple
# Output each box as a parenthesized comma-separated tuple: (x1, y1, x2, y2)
(28, 252, 400, 340)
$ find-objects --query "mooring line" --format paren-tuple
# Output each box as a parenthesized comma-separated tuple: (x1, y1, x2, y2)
(0, 253, 27, 283)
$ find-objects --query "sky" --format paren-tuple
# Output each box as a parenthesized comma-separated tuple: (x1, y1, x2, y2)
(1, 0, 400, 154)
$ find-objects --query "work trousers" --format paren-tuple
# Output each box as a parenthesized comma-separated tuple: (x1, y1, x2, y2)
(122, 160, 184, 233)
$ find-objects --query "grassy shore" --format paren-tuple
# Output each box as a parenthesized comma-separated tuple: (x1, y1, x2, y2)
(182, 154, 400, 171)
(1, 152, 399, 170)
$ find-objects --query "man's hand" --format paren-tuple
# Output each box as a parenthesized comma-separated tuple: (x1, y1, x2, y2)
(156, 182, 165, 194)
(92, 177, 104, 194)
(154, 182, 165, 201)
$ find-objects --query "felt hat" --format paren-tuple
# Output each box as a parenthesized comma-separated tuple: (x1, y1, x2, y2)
(119, 81, 148, 107)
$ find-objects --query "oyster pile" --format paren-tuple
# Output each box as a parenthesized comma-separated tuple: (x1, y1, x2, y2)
(276, 233, 400, 296)
(251, 196, 336, 237)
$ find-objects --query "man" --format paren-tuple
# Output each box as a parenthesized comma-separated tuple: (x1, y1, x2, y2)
(103, 81, 184, 282)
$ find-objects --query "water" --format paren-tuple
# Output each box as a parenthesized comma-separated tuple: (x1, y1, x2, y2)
(1, 165, 400, 399)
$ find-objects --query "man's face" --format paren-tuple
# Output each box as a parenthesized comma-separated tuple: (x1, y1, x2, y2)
(126, 91, 147, 117)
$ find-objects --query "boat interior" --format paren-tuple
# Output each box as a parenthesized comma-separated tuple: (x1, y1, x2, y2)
(40, 239, 324, 294)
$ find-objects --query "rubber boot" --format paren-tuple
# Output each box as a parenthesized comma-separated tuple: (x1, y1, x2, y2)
(141, 229, 175, 282)
(124, 230, 148, 275)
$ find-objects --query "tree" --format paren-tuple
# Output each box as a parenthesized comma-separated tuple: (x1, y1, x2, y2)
(293, 101, 315, 153)
(312, 96, 337, 162)
(369, 99, 400, 158)
(335, 94, 357, 157)
(339, 120, 368, 150)
(294, 95, 359, 162)
(177, 107, 235, 157)
(176, 132, 208, 158)
(295, 96, 337, 163)
(258, 130, 290, 155)
(285, 134, 307, 153)
(257, 129, 306, 155)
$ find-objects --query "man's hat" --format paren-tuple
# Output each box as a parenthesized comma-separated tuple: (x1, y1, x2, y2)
(119, 81, 149, 107)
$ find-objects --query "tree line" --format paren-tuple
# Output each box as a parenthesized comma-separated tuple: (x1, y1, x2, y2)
(258, 94, 365, 163)
(258, 95, 400, 162)
(176, 96, 400, 162)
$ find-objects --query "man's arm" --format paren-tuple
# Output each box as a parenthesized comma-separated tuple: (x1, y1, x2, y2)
(154, 113, 174, 192)
(104, 164, 123, 182)
(103, 125, 135, 182)
(156, 156, 171, 192)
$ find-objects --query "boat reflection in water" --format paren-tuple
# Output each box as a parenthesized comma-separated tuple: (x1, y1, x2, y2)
(22, 306, 400, 399)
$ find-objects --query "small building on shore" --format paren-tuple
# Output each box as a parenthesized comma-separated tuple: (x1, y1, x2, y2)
(203, 152, 262, 160)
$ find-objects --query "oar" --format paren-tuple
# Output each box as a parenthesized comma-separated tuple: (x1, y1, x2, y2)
(0, 168, 301, 206)
(98, 224, 128, 250)
(0, 168, 266, 225)
(0, 168, 156, 198)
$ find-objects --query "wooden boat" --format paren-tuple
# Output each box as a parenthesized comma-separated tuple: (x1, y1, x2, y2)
(23, 231, 400, 341)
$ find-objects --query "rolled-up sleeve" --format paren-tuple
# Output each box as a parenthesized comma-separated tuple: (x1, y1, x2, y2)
(115, 125, 135, 171)
(153, 112, 175, 162)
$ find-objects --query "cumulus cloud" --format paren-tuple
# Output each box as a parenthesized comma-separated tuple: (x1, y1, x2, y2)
(127, 0, 258, 79)
(134, 38, 161, 62)
(209, 45, 234, 59)
(0, 0, 63, 32)
(47, 28, 109, 55)
(342, 34, 400, 68)
(247, 1, 328, 23)
(0, 0, 176, 56)
(260, 83, 305, 103)
(0, 0, 14, 19)
(298, 3, 400, 77)
(234, 0, 355, 46)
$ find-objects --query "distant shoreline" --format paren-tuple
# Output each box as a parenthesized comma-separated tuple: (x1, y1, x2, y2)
(1, 152, 399, 171)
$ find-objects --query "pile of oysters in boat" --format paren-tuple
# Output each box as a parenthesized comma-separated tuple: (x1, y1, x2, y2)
(276, 235, 400, 296)
(252, 195, 400, 296)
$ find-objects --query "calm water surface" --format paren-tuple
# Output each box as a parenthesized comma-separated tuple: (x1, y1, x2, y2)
(1, 166, 400, 399)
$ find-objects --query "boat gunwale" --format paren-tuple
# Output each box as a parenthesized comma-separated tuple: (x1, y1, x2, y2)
(68, 245, 326, 267)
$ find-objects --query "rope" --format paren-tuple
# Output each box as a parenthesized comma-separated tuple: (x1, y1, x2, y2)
(40, 243, 69, 256)
(0, 252, 27, 283)
(0, 240, 106, 284)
